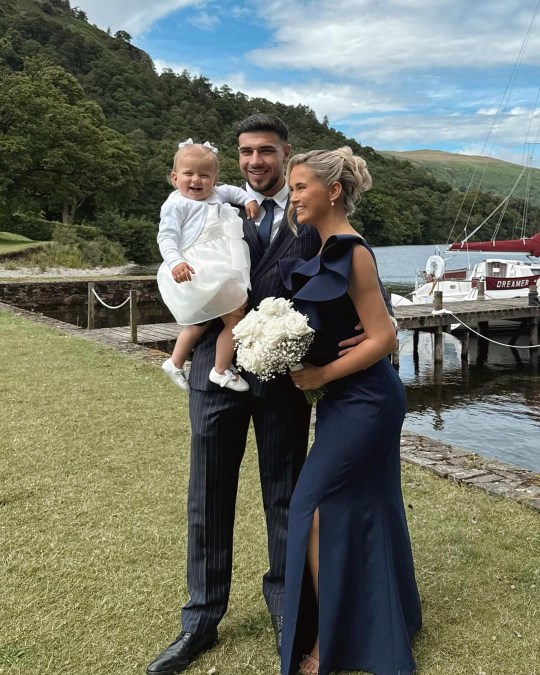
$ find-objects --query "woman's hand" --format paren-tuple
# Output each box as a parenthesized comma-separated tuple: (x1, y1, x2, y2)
(172, 261, 196, 282)
(290, 363, 327, 391)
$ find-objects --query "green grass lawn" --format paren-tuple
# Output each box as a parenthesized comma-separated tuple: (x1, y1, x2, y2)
(1, 311, 538, 675)
(0, 232, 46, 256)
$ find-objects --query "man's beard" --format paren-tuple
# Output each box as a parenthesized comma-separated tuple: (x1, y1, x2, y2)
(247, 173, 281, 195)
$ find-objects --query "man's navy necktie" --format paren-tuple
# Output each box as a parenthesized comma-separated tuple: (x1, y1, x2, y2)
(258, 199, 275, 249)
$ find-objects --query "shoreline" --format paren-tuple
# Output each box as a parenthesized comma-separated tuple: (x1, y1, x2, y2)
(1, 298, 539, 513)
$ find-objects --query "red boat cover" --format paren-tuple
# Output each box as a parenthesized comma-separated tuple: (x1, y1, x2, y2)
(449, 232, 540, 256)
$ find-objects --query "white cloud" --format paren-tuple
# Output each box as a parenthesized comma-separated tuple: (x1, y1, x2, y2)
(74, 0, 203, 35)
(219, 73, 407, 120)
(247, 0, 540, 81)
(187, 11, 220, 31)
(348, 108, 540, 167)
(154, 59, 201, 77)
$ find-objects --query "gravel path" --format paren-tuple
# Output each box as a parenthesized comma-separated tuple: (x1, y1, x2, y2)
(0, 262, 140, 278)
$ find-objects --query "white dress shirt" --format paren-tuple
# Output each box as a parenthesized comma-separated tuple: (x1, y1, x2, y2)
(245, 182, 289, 243)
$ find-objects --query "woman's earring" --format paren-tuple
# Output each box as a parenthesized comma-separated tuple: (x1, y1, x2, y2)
(330, 200, 335, 207)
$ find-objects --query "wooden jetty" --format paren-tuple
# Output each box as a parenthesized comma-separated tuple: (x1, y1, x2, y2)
(393, 296, 540, 332)
(84, 321, 180, 345)
(86, 292, 539, 373)
(392, 293, 539, 368)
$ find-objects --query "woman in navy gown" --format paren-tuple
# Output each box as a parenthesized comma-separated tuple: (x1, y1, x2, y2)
(279, 148, 421, 675)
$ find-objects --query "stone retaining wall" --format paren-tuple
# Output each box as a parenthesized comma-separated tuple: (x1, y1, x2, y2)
(0, 279, 160, 311)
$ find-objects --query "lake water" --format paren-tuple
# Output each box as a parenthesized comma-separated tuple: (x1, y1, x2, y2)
(372, 244, 540, 472)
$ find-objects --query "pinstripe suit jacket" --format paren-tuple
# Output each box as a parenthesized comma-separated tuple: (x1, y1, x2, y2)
(189, 204, 321, 398)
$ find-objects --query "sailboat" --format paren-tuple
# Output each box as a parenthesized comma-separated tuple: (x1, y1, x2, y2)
(401, 159, 540, 306)
(403, 253, 540, 305)
(392, 7, 540, 308)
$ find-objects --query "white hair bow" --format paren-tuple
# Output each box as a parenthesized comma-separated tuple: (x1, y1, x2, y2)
(178, 138, 218, 154)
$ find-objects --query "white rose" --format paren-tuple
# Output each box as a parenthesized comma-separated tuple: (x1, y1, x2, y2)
(272, 297, 293, 316)
(258, 296, 292, 317)
(257, 297, 275, 315)
(233, 310, 261, 343)
(262, 317, 287, 345)
(284, 312, 314, 338)
(238, 342, 268, 374)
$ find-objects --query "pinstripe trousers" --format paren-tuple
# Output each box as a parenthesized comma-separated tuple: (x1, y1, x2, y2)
(181, 386, 311, 634)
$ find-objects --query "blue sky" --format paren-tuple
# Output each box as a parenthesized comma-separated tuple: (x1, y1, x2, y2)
(75, 0, 540, 167)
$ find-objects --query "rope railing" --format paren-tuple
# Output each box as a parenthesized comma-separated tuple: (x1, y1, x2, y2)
(431, 308, 540, 349)
(87, 282, 138, 344)
(91, 287, 131, 310)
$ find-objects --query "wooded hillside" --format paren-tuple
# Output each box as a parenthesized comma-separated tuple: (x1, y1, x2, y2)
(381, 150, 540, 209)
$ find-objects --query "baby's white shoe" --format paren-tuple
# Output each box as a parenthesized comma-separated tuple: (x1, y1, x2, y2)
(162, 358, 190, 392)
(209, 367, 249, 392)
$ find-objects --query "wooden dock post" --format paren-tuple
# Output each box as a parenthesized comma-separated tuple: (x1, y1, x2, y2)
(87, 282, 95, 330)
(529, 284, 539, 306)
(461, 331, 470, 360)
(433, 291, 444, 365)
(478, 280, 485, 300)
(391, 337, 400, 369)
(413, 330, 419, 371)
(130, 290, 138, 344)
(434, 327, 444, 364)
(530, 317, 539, 371)
(477, 321, 489, 363)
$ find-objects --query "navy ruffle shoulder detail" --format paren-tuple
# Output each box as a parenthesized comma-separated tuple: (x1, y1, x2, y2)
(279, 234, 363, 302)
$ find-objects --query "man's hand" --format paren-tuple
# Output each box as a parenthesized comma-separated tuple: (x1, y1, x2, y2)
(172, 262, 196, 283)
(337, 321, 366, 357)
(338, 315, 398, 356)
(245, 200, 258, 220)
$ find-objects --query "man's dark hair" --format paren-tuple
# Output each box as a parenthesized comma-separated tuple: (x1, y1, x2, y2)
(236, 113, 289, 142)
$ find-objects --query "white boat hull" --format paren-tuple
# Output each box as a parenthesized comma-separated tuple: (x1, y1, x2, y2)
(392, 257, 540, 307)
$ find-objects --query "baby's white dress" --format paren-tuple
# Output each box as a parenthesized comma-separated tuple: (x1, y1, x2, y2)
(157, 188, 251, 326)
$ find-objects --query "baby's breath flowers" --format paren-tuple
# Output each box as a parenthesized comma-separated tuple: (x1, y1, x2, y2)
(233, 297, 326, 403)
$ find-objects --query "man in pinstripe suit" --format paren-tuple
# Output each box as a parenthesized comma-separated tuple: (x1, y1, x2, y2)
(147, 114, 322, 675)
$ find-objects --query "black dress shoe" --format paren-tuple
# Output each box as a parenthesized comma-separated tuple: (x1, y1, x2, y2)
(271, 614, 283, 656)
(146, 630, 218, 674)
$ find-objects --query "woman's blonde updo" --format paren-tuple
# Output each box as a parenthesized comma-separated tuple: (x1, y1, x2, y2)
(287, 146, 372, 216)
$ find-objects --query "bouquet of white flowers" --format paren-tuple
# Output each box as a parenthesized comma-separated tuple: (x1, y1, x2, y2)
(232, 297, 326, 403)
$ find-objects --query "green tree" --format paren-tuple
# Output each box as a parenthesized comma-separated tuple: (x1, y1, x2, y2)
(114, 30, 132, 43)
(0, 57, 140, 224)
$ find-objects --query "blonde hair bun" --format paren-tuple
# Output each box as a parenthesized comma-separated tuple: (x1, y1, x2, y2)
(287, 146, 372, 215)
